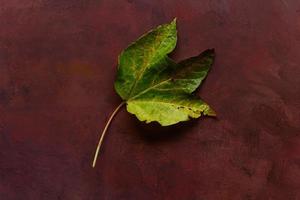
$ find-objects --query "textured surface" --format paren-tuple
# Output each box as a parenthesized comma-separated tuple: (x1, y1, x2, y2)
(0, 0, 300, 199)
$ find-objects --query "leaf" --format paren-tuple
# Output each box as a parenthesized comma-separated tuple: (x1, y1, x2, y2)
(115, 19, 178, 100)
(115, 19, 215, 126)
(92, 19, 216, 167)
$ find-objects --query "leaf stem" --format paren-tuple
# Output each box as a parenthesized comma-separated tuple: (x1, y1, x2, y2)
(92, 101, 126, 168)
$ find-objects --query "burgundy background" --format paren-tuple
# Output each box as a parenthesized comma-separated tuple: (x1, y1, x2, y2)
(1, 0, 300, 199)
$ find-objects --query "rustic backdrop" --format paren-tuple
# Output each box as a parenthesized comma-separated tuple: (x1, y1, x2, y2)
(1, 0, 300, 199)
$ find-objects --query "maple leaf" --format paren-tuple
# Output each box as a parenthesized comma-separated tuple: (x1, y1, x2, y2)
(92, 18, 215, 167)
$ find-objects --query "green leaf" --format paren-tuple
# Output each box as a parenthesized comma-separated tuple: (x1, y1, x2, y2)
(92, 18, 216, 167)
(115, 19, 177, 100)
(115, 19, 216, 126)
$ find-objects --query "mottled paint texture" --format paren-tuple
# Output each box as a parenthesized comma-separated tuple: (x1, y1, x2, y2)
(0, 0, 300, 200)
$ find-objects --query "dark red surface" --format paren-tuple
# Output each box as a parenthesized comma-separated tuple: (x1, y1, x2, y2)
(1, 0, 300, 199)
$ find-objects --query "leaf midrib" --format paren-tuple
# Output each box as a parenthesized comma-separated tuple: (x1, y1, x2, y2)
(127, 77, 172, 101)
(127, 33, 162, 98)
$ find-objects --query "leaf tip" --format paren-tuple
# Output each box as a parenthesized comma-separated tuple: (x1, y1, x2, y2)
(207, 108, 217, 117)
(198, 49, 215, 64)
(171, 17, 177, 25)
(204, 48, 215, 57)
